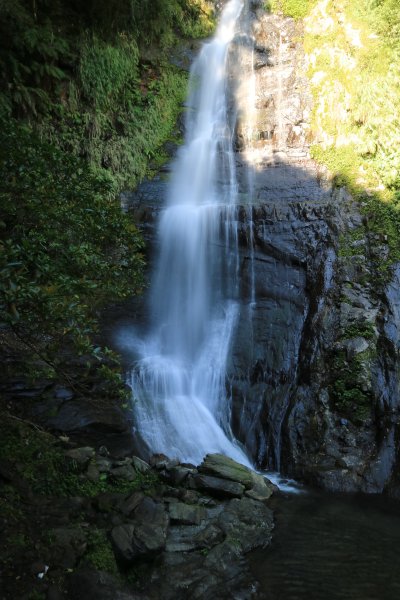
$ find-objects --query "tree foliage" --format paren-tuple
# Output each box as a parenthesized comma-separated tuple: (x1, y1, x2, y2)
(0, 122, 144, 363)
(0, 0, 213, 118)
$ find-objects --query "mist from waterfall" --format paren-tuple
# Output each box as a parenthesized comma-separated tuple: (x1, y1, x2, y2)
(126, 0, 255, 467)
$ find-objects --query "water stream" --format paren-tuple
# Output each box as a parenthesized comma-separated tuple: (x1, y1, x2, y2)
(127, 0, 253, 467)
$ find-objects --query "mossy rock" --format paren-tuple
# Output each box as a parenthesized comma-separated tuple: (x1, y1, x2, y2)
(199, 454, 254, 489)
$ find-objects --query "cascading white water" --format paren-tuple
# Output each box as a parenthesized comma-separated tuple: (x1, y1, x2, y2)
(128, 0, 251, 467)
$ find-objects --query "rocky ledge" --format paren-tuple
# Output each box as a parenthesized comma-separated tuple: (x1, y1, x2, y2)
(0, 423, 275, 600)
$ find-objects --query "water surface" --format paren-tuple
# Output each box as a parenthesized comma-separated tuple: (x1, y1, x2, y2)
(251, 490, 400, 600)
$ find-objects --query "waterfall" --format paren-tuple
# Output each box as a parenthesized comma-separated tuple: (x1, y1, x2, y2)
(128, 0, 252, 467)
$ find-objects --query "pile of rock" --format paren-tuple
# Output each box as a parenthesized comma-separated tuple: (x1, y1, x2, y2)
(65, 450, 276, 600)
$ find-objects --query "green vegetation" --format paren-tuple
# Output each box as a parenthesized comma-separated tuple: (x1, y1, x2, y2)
(0, 122, 144, 378)
(337, 228, 365, 258)
(341, 322, 376, 340)
(0, 0, 214, 386)
(303, 0, 400, 273)
(267, 0, 317, 19)
(330, 349, 373, 422)
(0, 410, 159, 596)
(40, 48, 189, 190)
(0, 3, 211, 596)
(0, 412, 158, 497)
(85, 529, 119, 575)
(0, 0, 214, 189)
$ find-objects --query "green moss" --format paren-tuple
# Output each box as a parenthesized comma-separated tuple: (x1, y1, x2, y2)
(330, 350, 373, 422)
(333, 383, 371, 421)
(269, 0, 317, 19)
(60, 466, 158, 499)
(311, 144, 400, 276)
(85, 529, 118, 575)
(341, 322, 376, 340)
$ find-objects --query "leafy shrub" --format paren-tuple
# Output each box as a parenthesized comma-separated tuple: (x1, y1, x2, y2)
(269, 0, 317, 19)
(0, 122, 144, 363)
(79, 35, 140, 112)
(0, 0, 212, 191)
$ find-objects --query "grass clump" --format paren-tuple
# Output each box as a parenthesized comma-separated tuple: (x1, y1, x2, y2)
(267, 0, 318, 19)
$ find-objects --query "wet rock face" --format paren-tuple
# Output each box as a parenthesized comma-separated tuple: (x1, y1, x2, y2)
(226, 7, 336, 471)
(232, 10, 312, 161)
(198, 453, 255, 487)
(228, 199, 338, 470)
(111, 498, 169, 563)
(279, 254, 400, 495)
(230, 194, 400, 494)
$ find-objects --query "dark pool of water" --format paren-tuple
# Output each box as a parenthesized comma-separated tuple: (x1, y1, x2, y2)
(250, 490, 400, 600)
